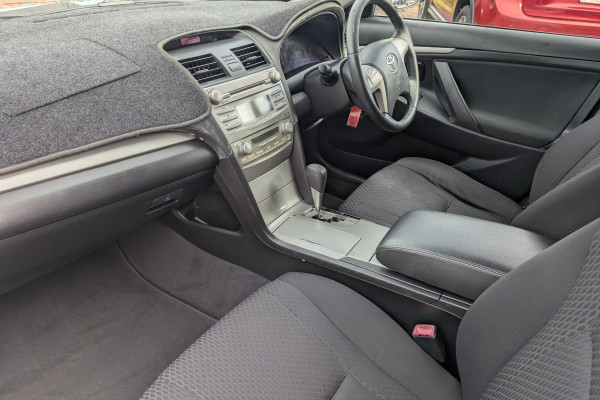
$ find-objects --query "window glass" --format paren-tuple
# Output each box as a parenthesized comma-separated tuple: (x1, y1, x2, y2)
(375, 0, 600, 38)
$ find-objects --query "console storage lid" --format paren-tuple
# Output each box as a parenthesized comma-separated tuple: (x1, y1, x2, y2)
(376, 210, 555, 300)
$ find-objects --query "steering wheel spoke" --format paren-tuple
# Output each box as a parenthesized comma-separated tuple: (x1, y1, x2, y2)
(362, 65, 388, 114)
(391, 38, 409, 59)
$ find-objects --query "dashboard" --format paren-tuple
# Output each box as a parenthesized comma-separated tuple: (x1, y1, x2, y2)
(280, 33, 333, 77)
(0, 0, 347, 294)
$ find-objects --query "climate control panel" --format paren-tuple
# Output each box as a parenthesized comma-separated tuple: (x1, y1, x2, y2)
(233, 119, 293, 165)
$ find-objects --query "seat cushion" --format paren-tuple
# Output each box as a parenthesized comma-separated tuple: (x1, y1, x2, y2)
(140, 273, 461, 400)
(339, 158, 521, 227)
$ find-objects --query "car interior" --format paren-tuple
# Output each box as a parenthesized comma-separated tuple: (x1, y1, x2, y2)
(1, 0, 600, 398)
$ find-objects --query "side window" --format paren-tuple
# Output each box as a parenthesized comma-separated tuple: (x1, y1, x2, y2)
(375, 0, 600, 38)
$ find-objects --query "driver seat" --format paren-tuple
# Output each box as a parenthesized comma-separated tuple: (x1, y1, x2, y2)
(339, 113, 600, 239)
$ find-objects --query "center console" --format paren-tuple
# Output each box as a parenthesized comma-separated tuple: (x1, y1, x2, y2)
(205, 64, 390, 264)
(170, 31, 389, 267)
(376, 210, 556, 300)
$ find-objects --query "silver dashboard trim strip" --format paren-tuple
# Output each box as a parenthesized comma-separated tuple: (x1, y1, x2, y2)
(415, 46, 456, 54)
(0, 132, 195, 194)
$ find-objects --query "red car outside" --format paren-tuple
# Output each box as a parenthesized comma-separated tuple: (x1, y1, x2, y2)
(415, 0, 600, 38)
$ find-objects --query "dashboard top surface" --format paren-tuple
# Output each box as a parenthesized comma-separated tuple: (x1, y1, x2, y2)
(0, 0, 342, 174)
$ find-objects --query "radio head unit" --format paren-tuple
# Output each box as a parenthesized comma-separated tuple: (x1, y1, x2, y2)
(205, 67, 294, 167)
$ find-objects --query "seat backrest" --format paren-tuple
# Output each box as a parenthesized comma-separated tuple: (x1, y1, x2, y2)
(511, 114, 600, 239)
(530, 114, 600, 202)
(457, 218, 600, 400)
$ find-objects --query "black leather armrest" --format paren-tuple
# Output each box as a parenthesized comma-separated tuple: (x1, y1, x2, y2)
(376, 210, 555, 300)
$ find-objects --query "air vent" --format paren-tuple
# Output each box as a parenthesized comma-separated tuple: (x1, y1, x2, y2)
(231, 43, 267, 70)
(179, 54, 226, 84)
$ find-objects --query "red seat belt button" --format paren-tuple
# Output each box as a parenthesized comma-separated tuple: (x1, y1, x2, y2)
(412, 324, 436, 338)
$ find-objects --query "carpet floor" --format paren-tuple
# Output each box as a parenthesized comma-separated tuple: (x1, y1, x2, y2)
(0, 245, 216, 400)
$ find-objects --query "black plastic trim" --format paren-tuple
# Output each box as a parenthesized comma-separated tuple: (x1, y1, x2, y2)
(432, 61, 481, 132)
(0, 141, 217, 240)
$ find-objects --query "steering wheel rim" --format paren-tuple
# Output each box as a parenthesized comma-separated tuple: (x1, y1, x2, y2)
(346, 0, 419, 132)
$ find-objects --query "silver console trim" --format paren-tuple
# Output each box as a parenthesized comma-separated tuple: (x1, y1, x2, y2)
(268, 201, 390, 263)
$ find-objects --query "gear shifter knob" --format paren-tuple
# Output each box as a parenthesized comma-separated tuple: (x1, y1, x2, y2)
(306, 164, 327, 218)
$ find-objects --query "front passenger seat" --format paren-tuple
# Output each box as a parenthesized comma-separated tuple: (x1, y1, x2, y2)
(141, 219, 600, 399)
(339, 114, 600, 239)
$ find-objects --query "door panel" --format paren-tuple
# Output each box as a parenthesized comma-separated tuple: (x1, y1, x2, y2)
(435, 58, 599, 147)
(312, 18, 600, 201)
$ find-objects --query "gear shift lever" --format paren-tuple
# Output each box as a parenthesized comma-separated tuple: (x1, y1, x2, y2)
(306, 164, 327, 219)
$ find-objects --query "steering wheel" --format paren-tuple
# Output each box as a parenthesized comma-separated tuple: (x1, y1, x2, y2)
(346, 0, 419, 132)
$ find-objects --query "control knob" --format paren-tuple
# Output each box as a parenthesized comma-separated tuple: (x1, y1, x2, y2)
(208, 89, 223, 105)
(239, 141, 254, 156)
(318, 63, 339, 86)
(269, 70, 281, 83)
(279, 121, 293, 135)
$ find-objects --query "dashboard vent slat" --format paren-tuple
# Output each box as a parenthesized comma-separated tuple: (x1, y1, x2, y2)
(231, 43, 268, 70)
(178, 54, 226, 84)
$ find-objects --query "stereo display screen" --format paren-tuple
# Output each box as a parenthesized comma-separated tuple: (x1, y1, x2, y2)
(236, 95, 274, 124)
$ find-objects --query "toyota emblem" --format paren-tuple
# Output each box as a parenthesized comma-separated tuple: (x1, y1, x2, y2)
(386, 54, 398, 72)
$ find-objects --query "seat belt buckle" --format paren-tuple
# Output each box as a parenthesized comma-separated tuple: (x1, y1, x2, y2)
(412, 324, 446, 363)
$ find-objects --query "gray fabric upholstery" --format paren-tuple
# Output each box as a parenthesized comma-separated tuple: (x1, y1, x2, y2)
(339, 158, 518, 227)
(511, 165, 600, 239)
(480, 228, 600, 399)
(141, 273, 461, 400)
(340, 114, 600, 238)
(529, 114, 600, 202)
(557, 141, 600, 186)
(509, 114, 600, 239)
(142, 219, 600, 400)
(278, 273, 462, 400)
(458, 219, 600, 400)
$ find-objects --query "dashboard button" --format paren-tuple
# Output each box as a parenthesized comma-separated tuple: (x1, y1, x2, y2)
(279, 121, 294, 135)
(239, 141, 254, 155)
(216, 106, 234, 115)
(269, 70, 281, 83)
(208, 90, 223, 105)
(225, 121, 241, 130)
(228, 63, 242, 72)
(221, 114, 238, 123)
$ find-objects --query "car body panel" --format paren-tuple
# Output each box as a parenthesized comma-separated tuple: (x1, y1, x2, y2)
(420, 0, 600, 36)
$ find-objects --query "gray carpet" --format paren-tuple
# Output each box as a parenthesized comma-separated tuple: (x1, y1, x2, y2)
(118, 221, 269, 319)
(0, 245, 216, 400)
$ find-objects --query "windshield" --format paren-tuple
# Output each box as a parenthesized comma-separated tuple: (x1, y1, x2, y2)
(1, 0, 58, 12)
(0, 0, 96, 12)
(0, 0, 179, 16)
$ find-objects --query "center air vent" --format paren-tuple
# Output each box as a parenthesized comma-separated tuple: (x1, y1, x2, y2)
(231, 43, 267, 70)
(178, 54, 226, 84)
